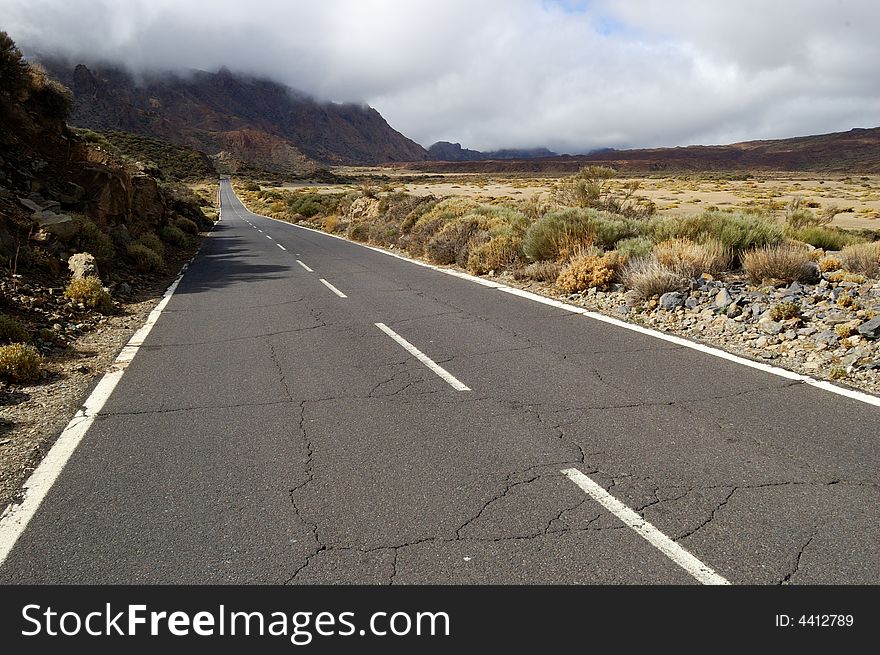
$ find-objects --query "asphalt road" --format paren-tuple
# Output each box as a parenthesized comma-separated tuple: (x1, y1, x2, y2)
(1, 179, 878, 584)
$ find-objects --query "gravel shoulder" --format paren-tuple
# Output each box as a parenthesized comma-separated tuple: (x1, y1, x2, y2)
(0, 244, 203, 514)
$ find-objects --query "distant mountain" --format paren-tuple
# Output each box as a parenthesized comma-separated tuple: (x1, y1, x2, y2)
(428, 141, 558, 162)
(38, 60, 429, 176)
(408, 128, 880, 174)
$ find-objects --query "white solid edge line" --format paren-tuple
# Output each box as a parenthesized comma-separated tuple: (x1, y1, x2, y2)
(375, 322, 471, 392)
(296, 259, 314, 272)
(277, 244, 286, 251)
(0, 214, 215, 568)
(319, 278, 348, 298)
(562, 468, 730, 585)
(229, 187, 880, 408)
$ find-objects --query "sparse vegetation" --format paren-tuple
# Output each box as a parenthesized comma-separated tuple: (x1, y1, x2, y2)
(653, 238, 730, 277)
(64, 277, 112, 312)
(840, 241, 880, 277)
(622, 257, 686, 298)
(127, 243, 164, 272)
(159, 224, 188, 247)
(175, 217, 199, 235)
(769, 302, 801, 321)
(556, 251, 625, 293)
(0, 314, 29, 344)
(742, 243, 815, 284)
(0, 343, 42, 383)
(72, 217, 115, 260)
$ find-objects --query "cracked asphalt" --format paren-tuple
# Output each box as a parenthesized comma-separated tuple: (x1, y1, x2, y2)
(2, 180, 878, 585)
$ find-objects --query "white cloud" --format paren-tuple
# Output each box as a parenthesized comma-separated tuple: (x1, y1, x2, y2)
(4, 0, 879, 152)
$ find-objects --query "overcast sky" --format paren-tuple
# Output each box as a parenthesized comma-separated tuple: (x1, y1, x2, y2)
(4, 0, 879, 152)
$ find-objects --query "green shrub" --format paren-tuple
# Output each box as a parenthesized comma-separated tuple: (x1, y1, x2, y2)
(523, 207, 637, 261)
(651, 211, 784, 258)
(0, 314, 29, 344)
(72, 217, 115, 259)
(0, 343, 42, 383)
(159, 224, 188, 247)
(615, 236, 654, 260)
(127, 243, 164, 272)
(175, 217, 199, 234)
(787, 226, 863, 251)
(64, 276, 112, 311)
(135, 233, 165, 257)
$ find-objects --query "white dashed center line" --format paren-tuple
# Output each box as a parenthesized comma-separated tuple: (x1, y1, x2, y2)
(296, 260, 314, 272)
(277, 244, 286, 251)
(561, 468, 729, 585)
(319, 279, 347, 298)
(374, 323, 471, 392)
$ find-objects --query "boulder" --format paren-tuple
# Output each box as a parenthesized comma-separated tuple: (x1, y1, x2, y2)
(33, 210, 77, 240)
(714, 288, 732, 308)
(758, 317, 783, 335)
(659, 291, 685, 311)
(857, 317, 880, 340)
(68, 253, 99, 280)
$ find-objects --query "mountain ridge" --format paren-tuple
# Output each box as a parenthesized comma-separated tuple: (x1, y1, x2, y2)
(402, 127, 880, 174)
(37, 59, 429, 176)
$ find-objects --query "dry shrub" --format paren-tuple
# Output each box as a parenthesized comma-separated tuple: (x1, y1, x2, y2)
(322, 215, 339, 232)
(742, 243, 814, 284)
(556, 251, 626, 293)
(513, 261, 562, 282)
(64, 277, 112, 312)
(0, 343, 42, 382)
(818, 256, 842, 272)
(426, 218, 481, 265)
(653, 238, 730, 277)
(622, 256, 686, 299)
(467, 234, 523, 274)
(347, 222, 371, 242)
(840, 241, 880, 277)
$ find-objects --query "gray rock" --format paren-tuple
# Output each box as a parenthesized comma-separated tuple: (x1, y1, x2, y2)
(714, 288, 732, 308)
(857, 317, 880, 340)
(660, 291, 685, 311)
(685, 297, 701, 309)
(68, 253, 99, 280)
(758, 317, 783, 335)
(33, 210, 77, 240)
(18, 196, 41, 213)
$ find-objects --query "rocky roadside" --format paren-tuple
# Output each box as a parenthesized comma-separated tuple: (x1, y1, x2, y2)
(0, 244, 204, 514)
(500, 270, 880, 396)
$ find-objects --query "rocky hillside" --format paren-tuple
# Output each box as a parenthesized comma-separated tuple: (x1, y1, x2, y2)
(39, 60, 429, 176)
(1, 32, 213, 362)
(409, 127, 880, 174)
